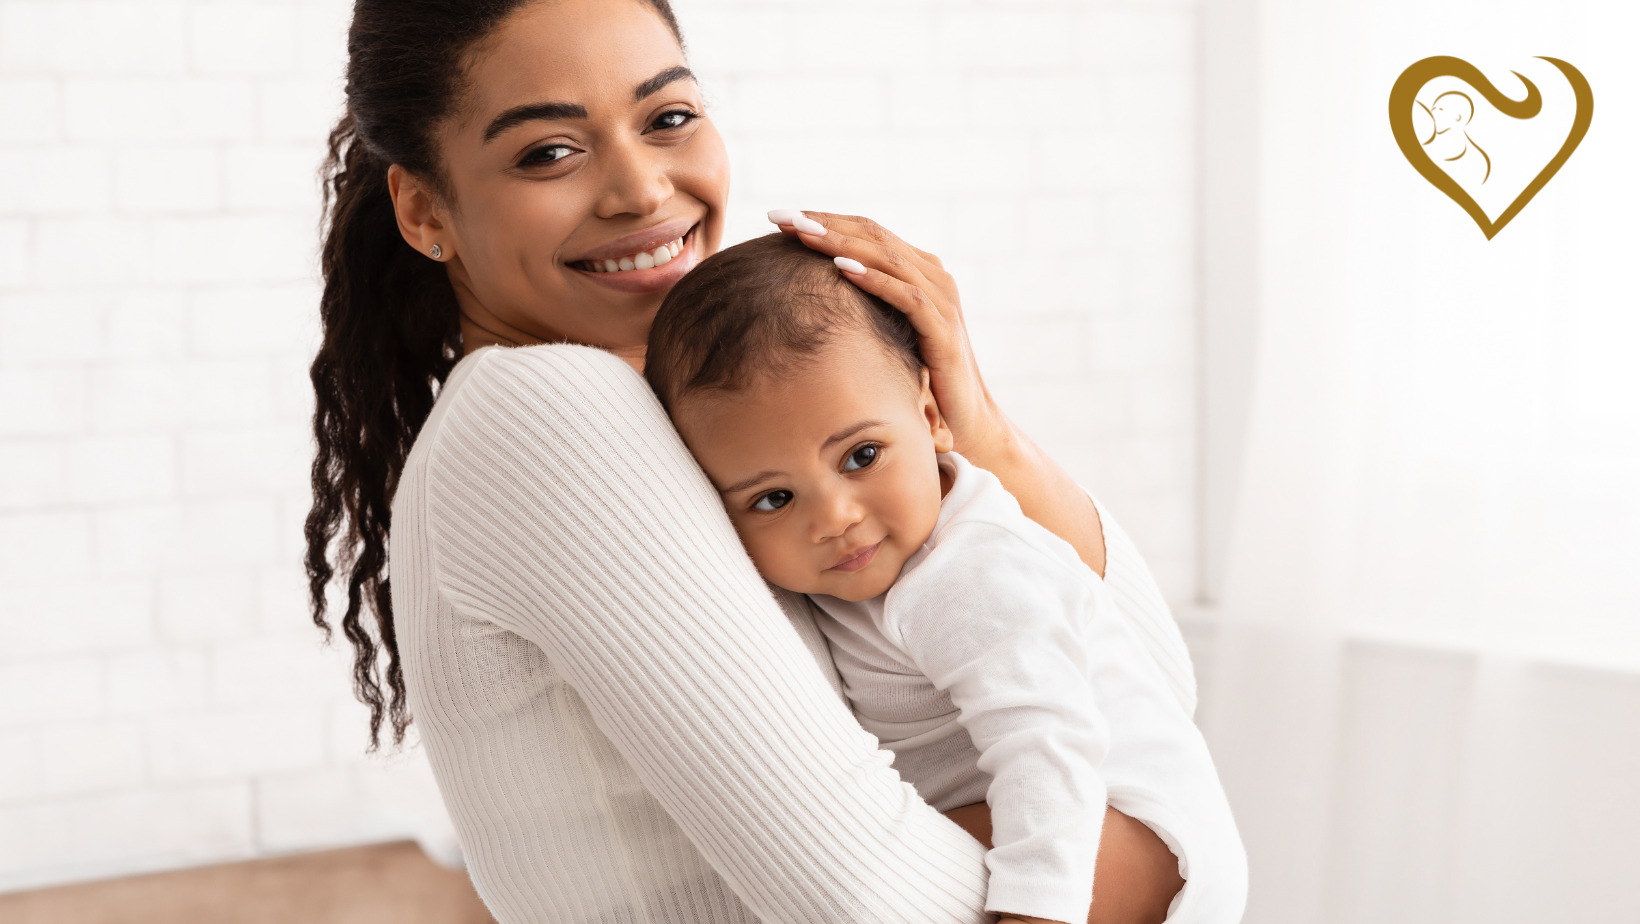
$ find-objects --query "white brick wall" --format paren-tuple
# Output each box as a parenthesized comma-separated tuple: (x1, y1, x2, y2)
(0, 0, 1201, 892)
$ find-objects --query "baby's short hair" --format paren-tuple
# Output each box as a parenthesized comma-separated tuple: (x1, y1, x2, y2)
(645, 233, 922, 414)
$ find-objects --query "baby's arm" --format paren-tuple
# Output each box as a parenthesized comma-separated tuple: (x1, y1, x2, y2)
(893, 522, 1113, 924)
(945, 802, 1183, 924)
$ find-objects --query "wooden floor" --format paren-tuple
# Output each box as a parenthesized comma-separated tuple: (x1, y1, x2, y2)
(0, 841, 495, 924)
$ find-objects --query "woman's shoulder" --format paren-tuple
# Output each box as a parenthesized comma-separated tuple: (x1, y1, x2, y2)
(414, 340, 697, 516)
(466, 340, 634, 373)
(447, 342, 641, 409)
(425, 342, 659, 455)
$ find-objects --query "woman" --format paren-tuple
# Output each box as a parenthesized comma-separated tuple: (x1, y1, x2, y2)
(305, 1, 1199, 921)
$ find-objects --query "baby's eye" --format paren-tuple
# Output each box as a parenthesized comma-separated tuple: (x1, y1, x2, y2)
(843, 445, 879, 472)
(752, 490, 793, 512)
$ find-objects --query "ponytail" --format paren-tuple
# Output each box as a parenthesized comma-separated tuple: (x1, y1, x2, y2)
(306, 113, 459, 750)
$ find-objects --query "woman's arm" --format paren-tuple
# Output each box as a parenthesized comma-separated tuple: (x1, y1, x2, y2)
(963, 420, 1108, 578)
(425, 344, 992, 924)
(769, 212, 1106, 576)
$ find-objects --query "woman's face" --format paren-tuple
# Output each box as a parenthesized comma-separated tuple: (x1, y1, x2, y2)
(430, 0, 729, 360)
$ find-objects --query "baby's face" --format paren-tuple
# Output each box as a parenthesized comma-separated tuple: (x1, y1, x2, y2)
(672, 325, 954, 602)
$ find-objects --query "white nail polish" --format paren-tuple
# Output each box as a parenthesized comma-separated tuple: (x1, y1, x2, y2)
(835, 256, 866, 275)
(793, 216, 827, 235)
(767, 209, 802, 225)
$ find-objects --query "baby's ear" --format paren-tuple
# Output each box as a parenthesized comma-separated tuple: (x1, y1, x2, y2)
(919, 368, 955, 452)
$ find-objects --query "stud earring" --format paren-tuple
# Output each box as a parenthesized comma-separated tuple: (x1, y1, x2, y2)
(429, 244, 443, 260)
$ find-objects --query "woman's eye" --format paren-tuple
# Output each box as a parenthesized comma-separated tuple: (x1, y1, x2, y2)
(521, 144, 576, 166)
(752, 490, 793, 512)
(843, 445, 879, 472)
(648, 110, 697, 132)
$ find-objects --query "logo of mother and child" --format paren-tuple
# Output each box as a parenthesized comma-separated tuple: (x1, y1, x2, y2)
(1389, 56, 1593, 239)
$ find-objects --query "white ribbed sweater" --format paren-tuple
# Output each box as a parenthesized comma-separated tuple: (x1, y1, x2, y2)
(388, 343, 1198, 924)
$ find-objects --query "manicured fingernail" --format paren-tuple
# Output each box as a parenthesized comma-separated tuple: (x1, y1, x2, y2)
(835, 256, 866, 275)
(767, 209, 802, 224)
(792, 216, 827, 235)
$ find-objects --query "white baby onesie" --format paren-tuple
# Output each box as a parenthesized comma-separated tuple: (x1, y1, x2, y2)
(809, 452, 1247, 924)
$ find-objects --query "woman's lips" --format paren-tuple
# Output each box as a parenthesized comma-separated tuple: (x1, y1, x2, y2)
(828, 541, 881, 573)
(569, 224, 700, 294)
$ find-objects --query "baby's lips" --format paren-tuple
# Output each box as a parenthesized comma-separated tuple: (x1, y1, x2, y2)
(828, 541, 881, 573)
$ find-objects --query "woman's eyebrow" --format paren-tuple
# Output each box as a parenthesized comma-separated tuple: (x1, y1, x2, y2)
(483, 101, 588, 143)
(634, 65, 694, 101)
(480, 67, 694, 144)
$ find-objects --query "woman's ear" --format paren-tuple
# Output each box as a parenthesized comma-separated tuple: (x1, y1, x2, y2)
(919, 367, 955, 453)
(386, 164, 455, 262)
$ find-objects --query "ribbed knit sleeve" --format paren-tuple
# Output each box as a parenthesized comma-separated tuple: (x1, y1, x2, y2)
(417, 344, 992, 924)
(1088, 492, 1199, 717)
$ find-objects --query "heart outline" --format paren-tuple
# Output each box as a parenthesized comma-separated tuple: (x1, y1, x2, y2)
(1389, 56, 1593, 240)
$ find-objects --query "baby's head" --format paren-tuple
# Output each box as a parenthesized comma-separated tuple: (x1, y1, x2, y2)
(647, 233, 953, 601)
(1430, 91, 1474, 130)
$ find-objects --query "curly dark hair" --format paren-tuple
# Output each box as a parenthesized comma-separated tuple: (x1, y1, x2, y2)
(307, 0, 685, 751)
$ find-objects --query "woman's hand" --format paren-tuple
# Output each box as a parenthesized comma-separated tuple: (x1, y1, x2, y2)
(768, 209, 1109, 577)
(766, 209, 1009, 459)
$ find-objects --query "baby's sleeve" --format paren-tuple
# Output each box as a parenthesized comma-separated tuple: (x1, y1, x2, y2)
(887, 523, 1112, 924)
(421, 344, 992, 924)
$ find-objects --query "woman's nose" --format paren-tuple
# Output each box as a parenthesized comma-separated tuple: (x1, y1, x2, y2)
(593, 137, 673, 219)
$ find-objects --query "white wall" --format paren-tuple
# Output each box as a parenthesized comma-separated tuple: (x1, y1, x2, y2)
(1195, 1, 1640, 920)
(0, 0, 462, 892)
(0, 0, 1204, 892)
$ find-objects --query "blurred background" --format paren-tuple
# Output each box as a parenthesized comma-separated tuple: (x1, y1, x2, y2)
(1, 0, 1636, 921)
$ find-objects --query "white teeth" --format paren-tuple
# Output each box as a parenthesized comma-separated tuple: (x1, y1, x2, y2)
(585, 234, 688, 272)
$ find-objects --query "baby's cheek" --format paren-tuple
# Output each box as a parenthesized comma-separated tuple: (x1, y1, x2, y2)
(903, 485, 944, 548)
(737, 528, 805, 591)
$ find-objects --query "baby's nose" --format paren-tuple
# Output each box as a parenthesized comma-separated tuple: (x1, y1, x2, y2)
(813, 490, 866, 541)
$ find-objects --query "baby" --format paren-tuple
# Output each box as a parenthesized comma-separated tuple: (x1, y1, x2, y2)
(644, 234, 1246, 924)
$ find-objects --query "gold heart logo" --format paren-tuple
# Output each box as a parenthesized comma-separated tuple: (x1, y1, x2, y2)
(1389, 56, 1593, 240)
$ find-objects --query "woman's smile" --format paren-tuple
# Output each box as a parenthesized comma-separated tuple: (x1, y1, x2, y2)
(569, 221, 703, 294)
